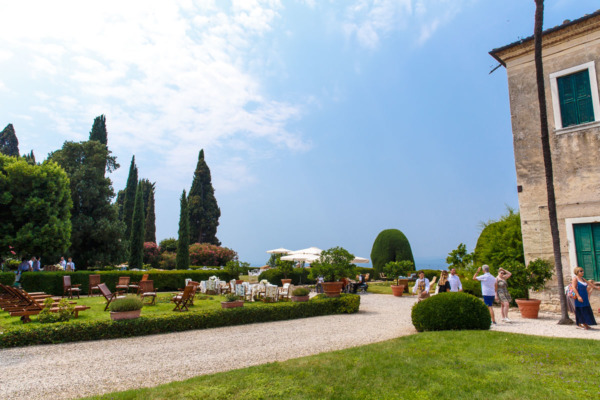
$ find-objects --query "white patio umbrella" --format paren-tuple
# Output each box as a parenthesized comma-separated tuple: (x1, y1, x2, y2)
(351, 257, 369, 264)
(289, 247, 322, 255)
(266, 248, 291, 254)
(280, 253, 320, 263)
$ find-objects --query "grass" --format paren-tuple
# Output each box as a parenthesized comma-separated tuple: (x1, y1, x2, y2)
(82, 331, 600, 400)
(0, 292, 266, 331)
(367, 281, 419, 296)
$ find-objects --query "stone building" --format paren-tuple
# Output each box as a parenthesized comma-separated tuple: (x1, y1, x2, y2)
(489, 10, 600, 311)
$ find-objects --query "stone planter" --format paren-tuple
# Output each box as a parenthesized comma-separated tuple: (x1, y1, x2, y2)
(221, 300, 244, 309)
(110, 309, 141, 321)
(291, 295, 309, 302)
(515, 299, 542, 319)
(281, 279, 292, 285)
(391, 285, 404, 297)
(322, 281, 343, 298)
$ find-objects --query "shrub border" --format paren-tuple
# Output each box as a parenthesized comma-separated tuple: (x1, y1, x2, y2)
(0, 294, 360, 348)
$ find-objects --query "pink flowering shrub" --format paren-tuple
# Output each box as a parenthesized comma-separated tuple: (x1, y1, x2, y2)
(143, 242, 160, 268)
(188, 243, 237, 267)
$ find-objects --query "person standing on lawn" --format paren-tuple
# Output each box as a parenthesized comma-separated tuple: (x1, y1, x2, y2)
(437, 270, 451, 293)
(571, 267, 599, 330)
(412, 271, 430, 302)
(448, 268, 462, 292)
(473, 265, 497, 325)
(496, 267, 512, 322)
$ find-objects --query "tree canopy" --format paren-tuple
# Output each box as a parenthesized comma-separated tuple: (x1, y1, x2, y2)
(474, 208, 524, 268)
(370, 229, 415, 279)
(188, 149, 221, 245)
(0, 154, 72, 259)
(89, 115, 107, 145)
(176, 190, 190, 269)
(0, 124, 19, 157)
(128, 185, 145, 269)
(122, 156, 138, 241)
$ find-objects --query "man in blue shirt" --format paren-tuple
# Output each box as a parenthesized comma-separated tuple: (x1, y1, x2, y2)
(32, 257, 41, 271)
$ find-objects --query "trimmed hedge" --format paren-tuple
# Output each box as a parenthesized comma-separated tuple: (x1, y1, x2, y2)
(19, 270, 234, 296)
(258, 268, 314, 286)
(0, 272, 15, 286)
(0, 294, 360, 348)
(411, 292, 491, 332)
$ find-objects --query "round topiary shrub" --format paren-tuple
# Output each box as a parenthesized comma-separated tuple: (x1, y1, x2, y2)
(370, 229, 415, 279)
(411, 292, 491, 332)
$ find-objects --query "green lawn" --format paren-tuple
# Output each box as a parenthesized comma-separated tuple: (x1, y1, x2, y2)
(367, 281, 418, 295)
(82, 331, 600, 400)
(0, 292, 264, 330)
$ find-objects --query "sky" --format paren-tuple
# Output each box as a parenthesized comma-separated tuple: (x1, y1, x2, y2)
(1, 0, 598, 267)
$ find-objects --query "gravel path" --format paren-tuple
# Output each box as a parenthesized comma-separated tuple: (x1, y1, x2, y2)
(0, 294, 598, 400)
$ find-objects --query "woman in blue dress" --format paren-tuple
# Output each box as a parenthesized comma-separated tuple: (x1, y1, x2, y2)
(571, 267, 599, 330)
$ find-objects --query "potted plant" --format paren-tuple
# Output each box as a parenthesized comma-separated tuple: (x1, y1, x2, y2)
(383, 260, 415, 297)
(221, 293, 244, 309)
(276, 257, 294, 285)
(510, 259, 553, 319)
(109, 296, 143, 320)
(309, 247, 355, 297)
(291, 287, 310, 302)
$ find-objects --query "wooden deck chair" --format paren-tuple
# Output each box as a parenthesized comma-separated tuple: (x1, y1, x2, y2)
(171, 285, 194, 311)
(115, 276, 131, 293)
(63, 276, 82, 299)
(89, 274, 102, 296)
(98, 283, 126, 311)
(129, 274, 149, 294)
(139, 280, 157, 306)
(4, 288, 89, 323)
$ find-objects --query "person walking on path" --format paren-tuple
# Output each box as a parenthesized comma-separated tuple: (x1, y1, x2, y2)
(496, 267, 512, 322)
(474, 265, 497, 325)
(448, 268, 462, 292)
(571, 267, 599, 330)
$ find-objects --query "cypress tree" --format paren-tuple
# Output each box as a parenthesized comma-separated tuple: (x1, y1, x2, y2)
(176, 190, 190, 270)
(0, 123, 19, 157)
(89, 115, 107, 145)
(23, 150, 35, 165)
(138, 179, 155, 214)
(128, 185, 145, 269)
(188, 149, 221, 245)
(144, 184, 156, 243)
(122, 156, 138, 240)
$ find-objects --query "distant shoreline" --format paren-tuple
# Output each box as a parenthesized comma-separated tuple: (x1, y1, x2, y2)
(248, 257, 448, 271)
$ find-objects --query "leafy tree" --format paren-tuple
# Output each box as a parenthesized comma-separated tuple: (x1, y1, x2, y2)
(176, 190, 190, 270)
(188, 149, 221, 245)
(533, 0, 571, 324)
(122, 156, 138, 240)
(276, 257, 295, 279)
(446, 243, 474, 274)
(474, 208, 524, 268)
(224, 260, 249, 280)
(0, 123, 19, 157)
(138, 179, 156, 243)
(309, 246, 355, 282)
(0, 154, 72, 259)
(128, 185, 145, 269)
(115, 189, 125, 221)
(370, 229, 415, 279)
(383, 260, 415, 285)
(188, 243, 237, 266)
(89, 115, 107, 145)
(22, 150, 36, 165)
(49, 141, 125, 268)
(159, 238, 178, 253)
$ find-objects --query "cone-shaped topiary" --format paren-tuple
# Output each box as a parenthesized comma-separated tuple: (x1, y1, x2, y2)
(370, 229, 414, 280)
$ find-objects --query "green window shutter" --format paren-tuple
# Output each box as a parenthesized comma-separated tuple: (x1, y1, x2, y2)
(573, 224, 596, 279)
(592, 224, 600, 280)
(558, 69, 595, 127)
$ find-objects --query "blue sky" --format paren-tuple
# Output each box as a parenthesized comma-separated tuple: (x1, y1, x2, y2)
(1, 0, 597, 267)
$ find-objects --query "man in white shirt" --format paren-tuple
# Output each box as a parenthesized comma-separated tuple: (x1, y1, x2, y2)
(473, 265, 497, 325)
(448, 268, 462, 292)
(59, 257, 66, 270)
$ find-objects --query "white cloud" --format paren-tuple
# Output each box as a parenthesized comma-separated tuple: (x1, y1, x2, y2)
(0, 0, 307, 191)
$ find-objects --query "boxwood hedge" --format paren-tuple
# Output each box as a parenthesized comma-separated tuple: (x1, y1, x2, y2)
(411, 292, 490, 332)
(18, 270, 234, 296)
(0, 294, 360, 348)
(0, 272, 15, 286)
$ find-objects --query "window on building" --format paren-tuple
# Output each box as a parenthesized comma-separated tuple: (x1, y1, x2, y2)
(550, 61, 600, 131)
(573, 223, 600, 281)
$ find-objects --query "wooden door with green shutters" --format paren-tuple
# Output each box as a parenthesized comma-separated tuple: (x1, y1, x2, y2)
(573, 223, 600, 280)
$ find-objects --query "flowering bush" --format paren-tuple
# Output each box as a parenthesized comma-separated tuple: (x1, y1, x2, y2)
(188, 243, 237, 267)
(158, 252, 176, 270)
(143, 242, 160, 268)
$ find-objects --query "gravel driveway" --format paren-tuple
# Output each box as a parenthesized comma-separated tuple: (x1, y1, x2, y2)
(0, 294, 598, 400)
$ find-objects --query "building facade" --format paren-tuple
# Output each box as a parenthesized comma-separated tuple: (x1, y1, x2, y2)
(490, 11, 600, 311)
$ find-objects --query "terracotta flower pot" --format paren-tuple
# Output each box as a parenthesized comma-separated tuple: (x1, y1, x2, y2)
(281, 279, 292, 285)
(322, 281, 343, 298)
(221, 300, 244, 309)
(110, 309, 141, 321)
(291, 295, 309, 302)
(515, 299, 541, 319)
(391, 285, 404, 297)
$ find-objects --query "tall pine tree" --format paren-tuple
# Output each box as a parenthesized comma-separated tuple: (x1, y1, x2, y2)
(89, 115, 107, 145)
(122, 156, 138, 240)
(144, 186, 156, 243)
(176, 190, 190, 270)
(128, 184, 145, 269)
(188, 149, 221, 245)
(0, 124, 19, 157)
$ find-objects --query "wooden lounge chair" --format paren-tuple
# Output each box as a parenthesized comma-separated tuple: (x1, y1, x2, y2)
(98, 283, 126, 311)
(129, 274, 149, 294)
(63, 276, 82, 299)
(3, 288, 89, 323)
(139, 280, 157, 306)
(171, 285, 194, 312)
(115, 276, 131, 294)
(89, 274, 102, 296)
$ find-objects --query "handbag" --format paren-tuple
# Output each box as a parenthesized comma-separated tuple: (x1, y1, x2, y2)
(566, 286, 577, 299)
